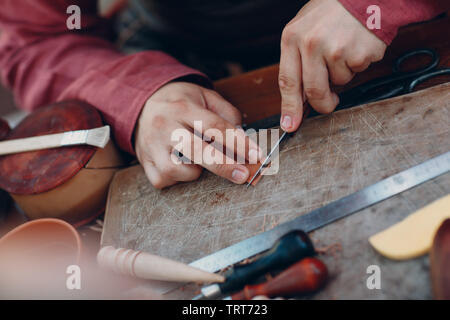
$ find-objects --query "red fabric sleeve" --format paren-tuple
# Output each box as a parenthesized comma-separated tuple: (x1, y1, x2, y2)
(338, 0, 450, 44)
(0, 0, 209, 154)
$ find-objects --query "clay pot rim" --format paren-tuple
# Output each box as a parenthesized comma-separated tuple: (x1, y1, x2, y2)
(0, 218, 82, 263)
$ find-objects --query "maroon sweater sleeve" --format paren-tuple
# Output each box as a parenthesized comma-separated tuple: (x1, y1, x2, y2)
(339, 0, 450, 44)
(0, 0, 209, 154)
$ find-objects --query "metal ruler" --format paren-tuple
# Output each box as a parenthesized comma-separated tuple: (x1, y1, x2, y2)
(189, 151, 450, 273)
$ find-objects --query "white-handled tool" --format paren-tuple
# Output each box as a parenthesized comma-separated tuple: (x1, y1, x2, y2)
(0, 126, 110, 156)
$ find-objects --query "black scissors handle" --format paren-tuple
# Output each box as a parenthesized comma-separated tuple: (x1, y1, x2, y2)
(337, 48, 443, 110)
(392, 48, 439, 74)
(407, 67, 450, 93)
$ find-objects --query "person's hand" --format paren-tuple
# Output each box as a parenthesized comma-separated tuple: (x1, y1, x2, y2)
(279, 0, 387, 132)
(135, 82, 261, 189)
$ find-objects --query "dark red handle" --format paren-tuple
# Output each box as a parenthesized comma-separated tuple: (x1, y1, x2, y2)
(430, 219, 450, 299)
(0, 119, 11, 212)
(0, 118, 10, 141)
(231, 257, 328, 300)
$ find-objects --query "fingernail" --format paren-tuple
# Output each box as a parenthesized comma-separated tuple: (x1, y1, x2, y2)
(257, 147, 263, 159)
(334, 94, 339, 106)
(281, 115, 292, 130)
(232, 167, 248, 183)
(249, 148, 259, 164)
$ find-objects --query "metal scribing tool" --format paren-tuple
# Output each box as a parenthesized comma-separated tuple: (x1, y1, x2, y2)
(246, 105, 312, 187)
(247, 131, 290, 187)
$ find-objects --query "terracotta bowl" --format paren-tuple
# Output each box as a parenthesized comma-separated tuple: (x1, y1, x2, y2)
(0, 219, 82, 298)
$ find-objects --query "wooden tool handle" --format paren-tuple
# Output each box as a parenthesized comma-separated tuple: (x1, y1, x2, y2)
(231, 257, 328, 300)
(97, 246, 225, 284)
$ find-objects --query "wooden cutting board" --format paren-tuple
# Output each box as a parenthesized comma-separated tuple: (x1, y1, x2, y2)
(102, 82, 450, 299)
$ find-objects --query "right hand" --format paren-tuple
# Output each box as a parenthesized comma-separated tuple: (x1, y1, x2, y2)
(135, 82, 262, 189)
(279, 0, 387, 132)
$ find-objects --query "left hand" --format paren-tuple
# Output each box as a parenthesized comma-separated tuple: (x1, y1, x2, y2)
(135, 82, 260, 189)
(279, 0, 387, 132)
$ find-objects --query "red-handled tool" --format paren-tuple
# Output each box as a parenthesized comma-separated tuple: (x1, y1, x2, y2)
(225, 257, 328, 300)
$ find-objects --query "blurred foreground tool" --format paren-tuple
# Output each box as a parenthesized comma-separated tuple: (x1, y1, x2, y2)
(193, 230, 315, 300)
(430, 219, 450, 300)
(225, 257, 328, 300)
(97, 246, 225, 284)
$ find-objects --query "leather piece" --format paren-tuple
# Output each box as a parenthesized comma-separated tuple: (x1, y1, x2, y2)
(0, 101, 102, 195)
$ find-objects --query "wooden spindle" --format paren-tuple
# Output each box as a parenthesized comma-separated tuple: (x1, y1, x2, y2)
(97, 246, 225, 284)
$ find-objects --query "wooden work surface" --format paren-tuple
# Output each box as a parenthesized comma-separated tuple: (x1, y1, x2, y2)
(102, 82, 450, 299)
(101, 15, 450, 300)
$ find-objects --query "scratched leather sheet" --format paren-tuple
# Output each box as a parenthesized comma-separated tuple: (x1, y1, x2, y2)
(102, 83, 450, 299)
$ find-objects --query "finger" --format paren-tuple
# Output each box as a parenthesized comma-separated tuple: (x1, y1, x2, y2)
(183, 108, 262, 164)
(152, 128, 204, 182)
(326, 59, 355, 86)
(347, 55, 371, 73)
(346, 47, 376, 73)
(302, 53, 339, 114)
(203, 90, 242, 127)
(181, 131, 250, 184)
(142, 161, 176, 189)
(158, 150, 203, 182)
(279, 39, 303, 132)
